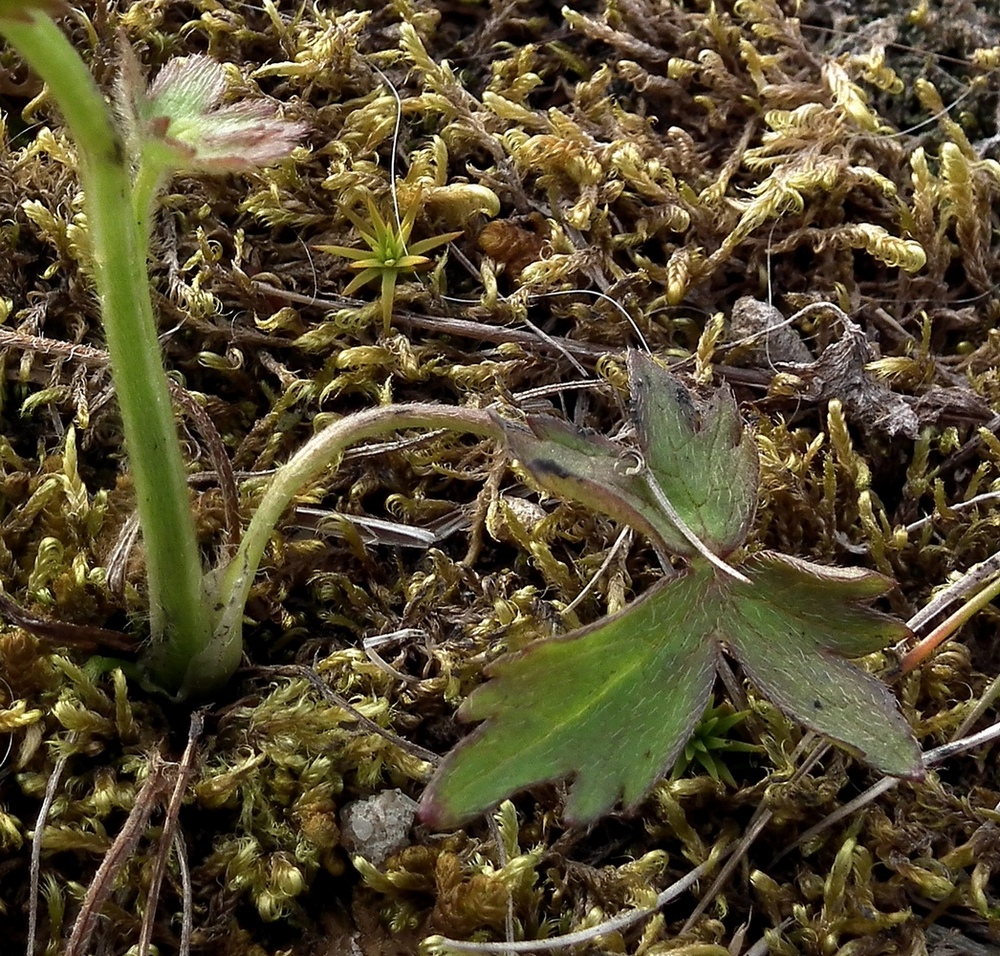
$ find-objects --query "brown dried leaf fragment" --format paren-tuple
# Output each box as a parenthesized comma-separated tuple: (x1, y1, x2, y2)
(0, 0, 69, 22)
(477, 216, 548, 280)
(791, 312, 919, 438)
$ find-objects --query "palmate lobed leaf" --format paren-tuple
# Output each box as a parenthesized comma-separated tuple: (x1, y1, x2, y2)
(419, 567, 719, 829)
(420, 554, 921, 829)
(420, 357, 922, 829)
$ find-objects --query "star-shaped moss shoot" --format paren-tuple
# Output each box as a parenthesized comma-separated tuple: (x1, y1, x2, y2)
(420, 352, 923, 829)
(314, 192, 461, 335)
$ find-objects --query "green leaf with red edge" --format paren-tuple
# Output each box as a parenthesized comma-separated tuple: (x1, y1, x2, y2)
(722, 552, 918, 769)
(420, 566, 718, 829)
(419, 356, 922, 829)
(420, 553, 921, 830)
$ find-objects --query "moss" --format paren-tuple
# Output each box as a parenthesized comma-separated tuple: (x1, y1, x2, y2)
(1, 0, 1000, 952)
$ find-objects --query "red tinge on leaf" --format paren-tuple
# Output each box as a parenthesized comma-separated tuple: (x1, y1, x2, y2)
(115, 46, 307, 173)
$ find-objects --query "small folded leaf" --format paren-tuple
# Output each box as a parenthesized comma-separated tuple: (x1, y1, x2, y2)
(497, 354, 758, 561)
(498, 412, 683, 554)
(629, 351, 758, 556)
(115, 46, 307, 174)
(420, 567, 718, 829)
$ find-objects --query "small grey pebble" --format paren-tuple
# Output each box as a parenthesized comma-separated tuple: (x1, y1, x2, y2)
(340, 789, 418, 866)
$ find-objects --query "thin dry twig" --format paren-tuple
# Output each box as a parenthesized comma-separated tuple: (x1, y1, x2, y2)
(249, 281, 612, 360)
(0, 589, 135, 656)
(363, 629, 424, 685)
(424, 853, 723, 954)
(679, 735, 832, 934)
(106, 513, 141, 601)
(0, 326, 109, 366)
(65, 758, 171, 956)
(561, 527, 631, 617)
(904, 491, 1000, 535)
(773, 718, 1000, 865)
(174, 828, 193, 956)
(484, 810, 515, 954)
(900, 548, 1000, 640)
(27, 745, 73, 956)
(0, 676, 14, 775)
(243, 664, 440, 765)
(137, 712, 205, 956)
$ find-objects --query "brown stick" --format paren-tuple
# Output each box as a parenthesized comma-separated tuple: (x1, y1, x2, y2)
(65, 758, 170, 956)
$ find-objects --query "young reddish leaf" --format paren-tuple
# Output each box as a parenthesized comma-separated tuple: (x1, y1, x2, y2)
(115, 45, 307, 174)
(629, 351, 758, 556)
(722, 552, 921, 778)
(419, 567, 718, 829)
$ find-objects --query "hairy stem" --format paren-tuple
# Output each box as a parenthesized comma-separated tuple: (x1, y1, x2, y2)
(212, 404, 499, 653)
(0, 12, 216, 696)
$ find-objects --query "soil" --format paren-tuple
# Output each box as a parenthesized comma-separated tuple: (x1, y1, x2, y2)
(2, 0, 1000, 954)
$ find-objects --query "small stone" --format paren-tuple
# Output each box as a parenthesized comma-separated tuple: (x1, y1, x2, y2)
(340, 789, 418, 866)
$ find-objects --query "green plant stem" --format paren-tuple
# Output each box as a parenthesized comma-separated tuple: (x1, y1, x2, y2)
(213, 404, 498, 650)
(131, 157, 169, 250)
(0, 13, 213, 695)
(898, 572, 1000, 679)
